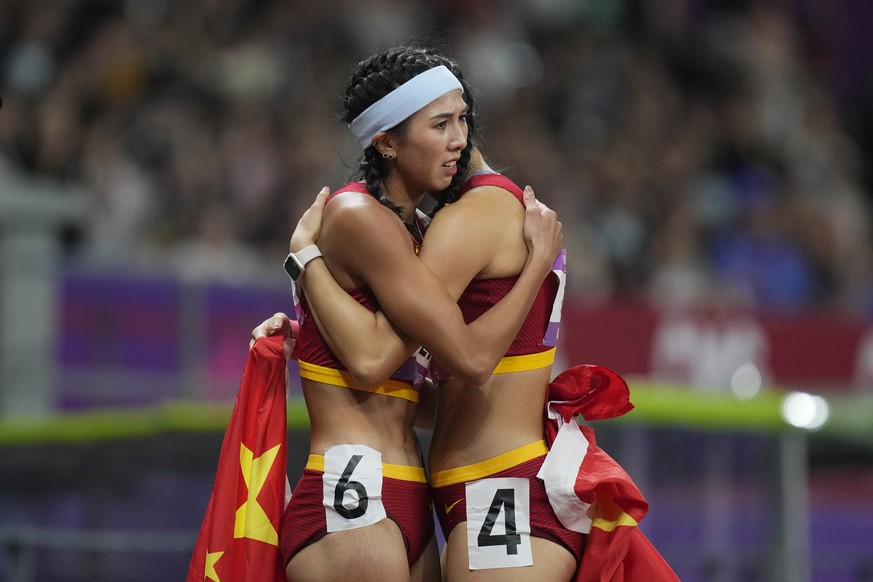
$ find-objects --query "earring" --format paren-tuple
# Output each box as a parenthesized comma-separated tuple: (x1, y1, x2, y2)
(382, 151, 395, 160)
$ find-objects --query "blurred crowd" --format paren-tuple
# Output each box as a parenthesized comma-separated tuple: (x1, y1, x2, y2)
(2, 0, 873, 314)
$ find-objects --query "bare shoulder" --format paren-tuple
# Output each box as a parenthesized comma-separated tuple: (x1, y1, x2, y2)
(430, 184, 523, 233)
(323, 190, 404, 238)
(423, 182, 528, 280)
(321, 191, 418, 285)
(324, 189, 380, 219)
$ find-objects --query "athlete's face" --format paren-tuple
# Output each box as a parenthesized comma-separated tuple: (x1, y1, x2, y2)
(393, 89, 468, 194)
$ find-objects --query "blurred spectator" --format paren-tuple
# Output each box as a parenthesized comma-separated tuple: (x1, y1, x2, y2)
(1, 0, 871, 314)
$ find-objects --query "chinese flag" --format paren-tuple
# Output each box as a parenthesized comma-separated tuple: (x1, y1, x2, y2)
(544, 365, 680, 581)
(187, 334, 289, 582)
(570, 425, 679, 581)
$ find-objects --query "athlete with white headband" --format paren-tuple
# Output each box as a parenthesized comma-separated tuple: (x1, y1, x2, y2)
(274, 46, 564, 582)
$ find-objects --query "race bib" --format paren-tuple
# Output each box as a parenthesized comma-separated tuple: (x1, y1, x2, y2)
(465, 478, 533, 569)
(322, 444, 386, 532)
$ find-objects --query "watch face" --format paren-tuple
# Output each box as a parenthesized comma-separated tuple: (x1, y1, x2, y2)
(283, 253, 303, 281)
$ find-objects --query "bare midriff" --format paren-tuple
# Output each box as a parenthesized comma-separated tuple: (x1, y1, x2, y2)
(428, 365, 552, 474)
(301, 379, 423, 468)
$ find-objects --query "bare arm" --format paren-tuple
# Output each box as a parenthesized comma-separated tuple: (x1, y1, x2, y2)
(302, 258, 414, 387)
(290, 189, 414, 386)
(293, 186, 562, 386)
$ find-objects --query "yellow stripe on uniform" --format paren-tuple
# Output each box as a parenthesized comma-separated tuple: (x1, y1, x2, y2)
(298, 360, 419, 403)
(305, 454, 427, 482)
(437, 349, 557, 382)
(429, 440, 549, 487)
(491, 348, 556, 375)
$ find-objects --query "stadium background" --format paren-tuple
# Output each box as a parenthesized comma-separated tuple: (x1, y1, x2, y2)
(2, 0, 873, 580)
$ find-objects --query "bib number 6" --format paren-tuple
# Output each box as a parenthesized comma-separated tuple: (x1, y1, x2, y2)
(322, 444, 386, 532)
(465, 478, 533, 569)
(334, 455, 368, 519)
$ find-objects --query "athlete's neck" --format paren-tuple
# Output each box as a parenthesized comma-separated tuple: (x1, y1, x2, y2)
(465, 148, 492, 178)
(379, 179, 423, 224)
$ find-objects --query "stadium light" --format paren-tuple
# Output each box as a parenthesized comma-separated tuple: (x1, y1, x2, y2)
(781, 391, 829, 430)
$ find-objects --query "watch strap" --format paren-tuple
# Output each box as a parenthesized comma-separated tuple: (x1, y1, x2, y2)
(293, 244, 322, 268)
(284, 244, 322, 281)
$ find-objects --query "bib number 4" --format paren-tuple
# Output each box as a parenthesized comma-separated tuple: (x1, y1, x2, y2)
(465, 478, 533, 569)
(478, 488, 522, 554)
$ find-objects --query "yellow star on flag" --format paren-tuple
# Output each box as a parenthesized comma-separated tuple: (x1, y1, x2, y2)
(234, 442, 282, 545)
(204, 550, 223, 581)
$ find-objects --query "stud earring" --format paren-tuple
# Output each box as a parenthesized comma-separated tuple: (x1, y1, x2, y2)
(382, 151, 395, 160)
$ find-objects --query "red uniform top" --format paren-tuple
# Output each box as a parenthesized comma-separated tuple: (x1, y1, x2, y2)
(293, 182, 430, 402)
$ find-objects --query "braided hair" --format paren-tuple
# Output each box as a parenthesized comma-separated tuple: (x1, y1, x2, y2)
(342, 46, 479, 217)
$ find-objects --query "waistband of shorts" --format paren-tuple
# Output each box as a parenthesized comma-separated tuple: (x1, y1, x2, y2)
(492, 348, 556, 374)
(306, 453, 428, 483)
(429, 440, 548, 487)
(298, 360, 419, 403)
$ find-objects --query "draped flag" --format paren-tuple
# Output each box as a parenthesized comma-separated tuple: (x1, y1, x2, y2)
(187, 334, 290, 582)
(538, 365, 680, 581)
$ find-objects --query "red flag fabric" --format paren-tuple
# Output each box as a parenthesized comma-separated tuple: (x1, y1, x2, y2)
(187, 335, 289, 582)
(542, 365, 680, 581)
(544, 364, 634, 443)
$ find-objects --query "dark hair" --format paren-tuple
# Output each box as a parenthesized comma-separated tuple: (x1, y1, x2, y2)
(342, 45, 478, 216)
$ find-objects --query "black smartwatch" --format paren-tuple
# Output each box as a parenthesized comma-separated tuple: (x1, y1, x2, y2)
(283, 245, 323, 281)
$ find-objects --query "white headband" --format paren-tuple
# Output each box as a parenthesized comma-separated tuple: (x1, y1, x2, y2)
(348, 65, 464, 149)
